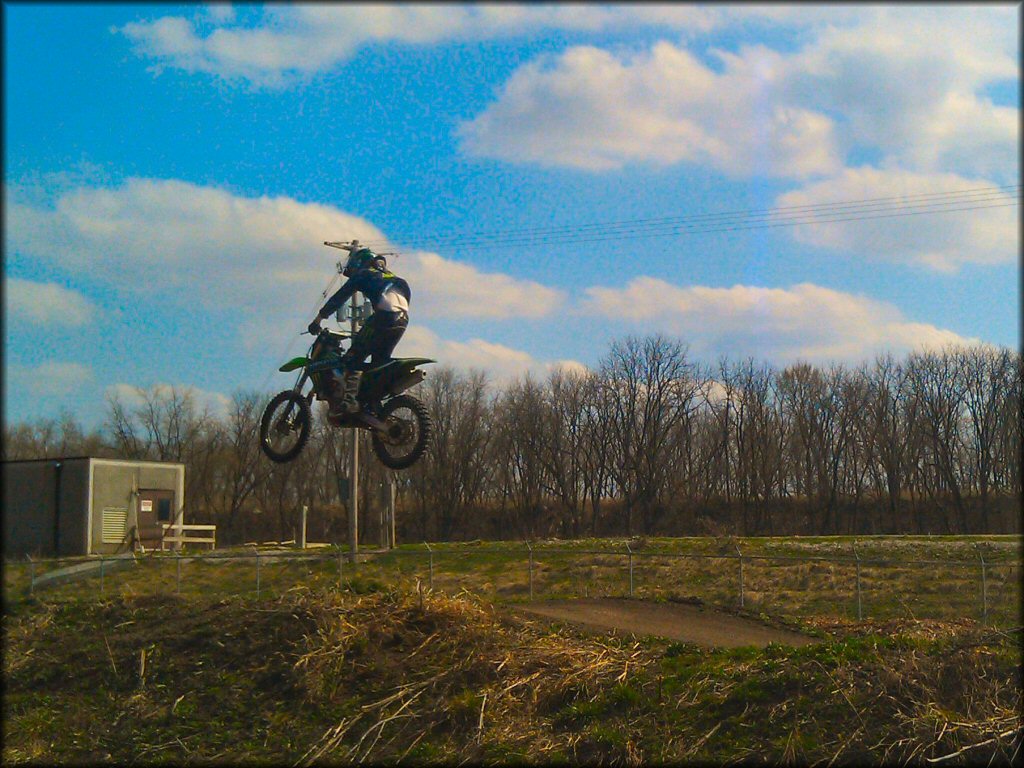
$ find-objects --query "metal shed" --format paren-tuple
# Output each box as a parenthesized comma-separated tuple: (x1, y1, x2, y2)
(2, 457, 185, 558)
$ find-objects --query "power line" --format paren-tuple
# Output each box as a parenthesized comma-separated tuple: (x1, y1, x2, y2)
(370, 183, 1021, 247)
(405, 200, 1018, 252)
(362, 184, 1020, 250)
(397, 196, 1018, 251)
(352, 183, 1020, 253)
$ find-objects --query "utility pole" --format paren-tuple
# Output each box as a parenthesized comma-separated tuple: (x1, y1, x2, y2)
(325, 239, 366, 565)
(388, 479, 396, 549)
(348, 293, 361, 564)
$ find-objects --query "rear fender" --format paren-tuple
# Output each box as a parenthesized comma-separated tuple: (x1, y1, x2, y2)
(359, 358, 435, 400)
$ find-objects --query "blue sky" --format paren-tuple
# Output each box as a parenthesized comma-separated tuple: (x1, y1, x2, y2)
(4, 3, 1020, 428)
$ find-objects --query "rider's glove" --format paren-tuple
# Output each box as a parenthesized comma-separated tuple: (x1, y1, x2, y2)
(307, 318, 323, 335)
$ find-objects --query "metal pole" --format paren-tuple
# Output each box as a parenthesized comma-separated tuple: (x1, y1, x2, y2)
(388, 480, 396, 549)
(379, 486, 386, 549)
(348, 297, 360, 565)
(100, 554, 105, 596)
(528, 543, 534, 600)
(735, 544, 744, 610)
(28, 556, 35, 596)
(425, 542, 433, 590)
(854, 546, 862, 621)
(256, 551, 261, 599)
(978, 548, 988, 624)
(626, 542, 634, 598)
(301, 505, 308, 550)
(338, 546, 344, 589)
(176, 551, 182, 594)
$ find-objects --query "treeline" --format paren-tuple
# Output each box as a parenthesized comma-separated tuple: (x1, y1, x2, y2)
(4, 337, 1020, 543)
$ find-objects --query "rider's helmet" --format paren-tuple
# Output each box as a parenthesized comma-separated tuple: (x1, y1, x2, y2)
(343, 246, 378, 277)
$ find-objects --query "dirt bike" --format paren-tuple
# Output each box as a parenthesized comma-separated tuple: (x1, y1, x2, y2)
(260, 326, 434, 470)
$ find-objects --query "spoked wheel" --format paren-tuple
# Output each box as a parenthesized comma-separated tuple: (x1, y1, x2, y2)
(260, 391, 311, 463)
(371, 395, 432, 470)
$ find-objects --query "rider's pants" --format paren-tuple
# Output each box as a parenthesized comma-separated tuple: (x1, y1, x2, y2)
(339, 310, 408, 373)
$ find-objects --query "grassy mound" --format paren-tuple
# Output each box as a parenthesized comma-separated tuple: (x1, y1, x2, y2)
(4, 581, 1021, 764)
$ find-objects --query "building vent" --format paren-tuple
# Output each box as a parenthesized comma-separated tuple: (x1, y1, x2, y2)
(101, 507, 128, 544)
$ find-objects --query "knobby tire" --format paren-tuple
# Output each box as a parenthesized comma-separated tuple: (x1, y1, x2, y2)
(260, 390, 311, 463)
(371, 394, 432, 470)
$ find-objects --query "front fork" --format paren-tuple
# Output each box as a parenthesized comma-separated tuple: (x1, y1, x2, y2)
(281, 371, 314, 430)
(294, 370, 313, 404)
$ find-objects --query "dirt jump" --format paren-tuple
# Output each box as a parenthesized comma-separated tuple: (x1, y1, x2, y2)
(515, 598, 816, 648)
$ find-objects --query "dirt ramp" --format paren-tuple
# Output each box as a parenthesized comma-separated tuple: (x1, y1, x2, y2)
(516, 598, 816, 648)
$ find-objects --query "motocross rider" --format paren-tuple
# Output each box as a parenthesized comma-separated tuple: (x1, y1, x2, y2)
(307, 244, 411, 416)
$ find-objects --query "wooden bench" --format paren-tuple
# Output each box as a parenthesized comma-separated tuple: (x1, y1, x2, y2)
(161, 524, 217, 550)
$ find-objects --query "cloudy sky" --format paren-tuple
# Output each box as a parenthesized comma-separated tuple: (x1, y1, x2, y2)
(4, 3, 1020, 428)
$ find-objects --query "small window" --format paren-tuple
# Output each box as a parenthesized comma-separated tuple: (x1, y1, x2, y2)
(157, 498, 172, 522)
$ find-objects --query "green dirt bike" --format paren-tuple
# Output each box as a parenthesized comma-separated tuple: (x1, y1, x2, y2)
(260, 327, 434, 470)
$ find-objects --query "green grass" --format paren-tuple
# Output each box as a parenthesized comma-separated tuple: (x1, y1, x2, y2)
(9, 581, 1024, 765)
(3, 573, 1021, 765)
(6, 535, 1022, 628)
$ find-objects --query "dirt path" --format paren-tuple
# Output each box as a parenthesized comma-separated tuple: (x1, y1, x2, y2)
(515, 598, 816, 648)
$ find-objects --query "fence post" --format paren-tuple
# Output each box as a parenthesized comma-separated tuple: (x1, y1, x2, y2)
(735, 544, 744, 610)
(100, 554, 105, 596)
(255, 550, 261, 599)
(976, 544, 988, 624)
(425, 542, 433, 590)
(626, 542, 634, 598)
(853, 546, 862, 621)
(528, 543, 534, 601)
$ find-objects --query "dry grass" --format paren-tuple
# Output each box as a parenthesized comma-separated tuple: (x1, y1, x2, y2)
(289, 583, 654, 763)
(3, 575, 1021, 765)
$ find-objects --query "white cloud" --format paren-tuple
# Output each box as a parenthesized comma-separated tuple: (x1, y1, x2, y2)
(5, 278, 97, 326)
(581, 277, 978, 364)
(118, 4, 917, 87)
(4, 178, 560, 335)
(460, 6, 1017, 179)
(459, 42, 842, 178)
(114, 6, 1017, 181)
(202, 5, 236, 25)
(775, 167, 1019, 272)
(4, 362, 94, 400)
(774, 7, 1019, 182)
(402, 325, 583, 385)
(399, 251, 563, 319)
(104, 382, 231, 418)
(115, 5, 724, 86)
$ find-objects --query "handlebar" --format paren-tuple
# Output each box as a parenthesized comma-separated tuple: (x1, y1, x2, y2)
(303, 327, 352, 339)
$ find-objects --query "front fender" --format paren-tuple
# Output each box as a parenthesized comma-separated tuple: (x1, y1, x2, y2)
(279, 356, 309, 373)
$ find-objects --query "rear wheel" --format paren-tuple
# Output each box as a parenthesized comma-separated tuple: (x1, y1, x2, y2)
(371, 395, 432, 470)
(260, 391, 311, 463)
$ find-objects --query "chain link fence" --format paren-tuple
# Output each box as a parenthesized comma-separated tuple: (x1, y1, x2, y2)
(6, 542, 1021, 627)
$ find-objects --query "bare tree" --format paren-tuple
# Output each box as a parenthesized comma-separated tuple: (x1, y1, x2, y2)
(959, 345, 1013, 530)
(540, 367, 593, 538)
(600, 335, 698, 535)
(907, 349, 969, 532)
(492, 375, 547, 538)
(406, 367, 492, 541)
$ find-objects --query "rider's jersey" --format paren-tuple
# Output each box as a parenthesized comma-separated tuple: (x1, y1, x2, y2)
(320, 266, 411, 318)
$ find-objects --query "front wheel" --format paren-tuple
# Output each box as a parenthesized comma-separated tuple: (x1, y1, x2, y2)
(371, 395, 432, 470)
(260, 391, 311, 463)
